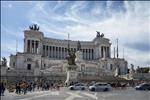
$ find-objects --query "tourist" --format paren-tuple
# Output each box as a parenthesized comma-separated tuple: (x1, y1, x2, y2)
(0, 82, 5, 96)
(15, 82, 20, 94)
(22, 82, 27, 95)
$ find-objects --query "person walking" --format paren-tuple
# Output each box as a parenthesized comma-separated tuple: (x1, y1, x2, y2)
(0, 82, 5, 96)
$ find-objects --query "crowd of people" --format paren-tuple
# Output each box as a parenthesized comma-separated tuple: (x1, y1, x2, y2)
(0, 80, 63, 96)
(0, 79, 149, 96)
(15, 80, 63, 95)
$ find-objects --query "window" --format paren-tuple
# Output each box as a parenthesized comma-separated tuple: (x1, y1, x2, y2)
(27, 64, 31, 70)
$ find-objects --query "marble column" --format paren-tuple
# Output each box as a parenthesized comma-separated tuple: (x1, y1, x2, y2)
(45, 46, 47, 56)
(63, 48, 65, 59)
(107, 47, 109, 57)
(47, 46, 49, 57)
(83, 49, 85, 59)
(90, 49, 92, 60)
(56, 47, 58, 58)
(57, 47, 59, 58)
(101, 46, 103, 58)
(43, 45, 45, 56)
(45, 45, 47, 57)
(85, 49, 87, 60)
(104, 47, 106, 58)
(44, 45, 45, 56)
(92, 49, 94, 60)
(48, 46, 50, 57)
(32, 40, 34, 53)
(34, 41, 36, 54)
(63, 47, 65, 58)
(27, 40, 30, 53)
(65, 48, 67, 58)
(109, 47, 111, 58)
(30, 40, 32, 53)
(49, 46, 51, 58)
(36, 41, 39, 54)
(52, 46, 54, 58)
(35, 41, 37, 54)
(59, 47, 61, 59)
(86, 49, 88, 60)
(38, 42, 41, 55)
(24, 39, 27, 53)
(102, 46, 104, 58)
(54, 46, 56, 58)
(106, 47, 107, 58)
(60, 47, 62, 59)
(89, 49, 90, 60)
(87, 49, 89, 60)
(61, 47, 63, 59)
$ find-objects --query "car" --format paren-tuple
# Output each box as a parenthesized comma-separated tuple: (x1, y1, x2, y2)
(89, 83, 112, 92)
(68, 83, 87, 90)
(135, 83, 150, 90)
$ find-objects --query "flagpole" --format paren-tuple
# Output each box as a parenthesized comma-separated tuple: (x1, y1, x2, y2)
(16, 38, 18, 54)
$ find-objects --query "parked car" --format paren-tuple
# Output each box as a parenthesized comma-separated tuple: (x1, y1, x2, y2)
(135, 83, 150, 90)
(69, 83, 86, 90)
(89, 83, 112, 92)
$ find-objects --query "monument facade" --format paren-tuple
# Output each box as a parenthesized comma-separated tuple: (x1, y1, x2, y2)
(6, 24, 128, 82)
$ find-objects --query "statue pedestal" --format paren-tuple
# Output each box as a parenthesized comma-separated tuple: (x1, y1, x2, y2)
(65, 65, 78, 86)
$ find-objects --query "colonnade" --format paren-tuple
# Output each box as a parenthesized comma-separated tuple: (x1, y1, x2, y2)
(101, 46, 110, 58)
(42, 45, 94, 60)
(26, 40, 39, 54)
(24, 40, 110, 60)
(43, 45, 68, 59)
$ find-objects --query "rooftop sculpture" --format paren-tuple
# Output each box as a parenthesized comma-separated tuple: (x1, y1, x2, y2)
(96, 31, 104, 38)
(29, 24, 40, 31)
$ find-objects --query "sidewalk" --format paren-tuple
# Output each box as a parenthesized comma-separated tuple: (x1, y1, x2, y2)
(2, 89, 54, 97)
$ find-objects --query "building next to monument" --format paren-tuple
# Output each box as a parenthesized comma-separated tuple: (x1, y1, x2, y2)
(2, 24, 129, 83)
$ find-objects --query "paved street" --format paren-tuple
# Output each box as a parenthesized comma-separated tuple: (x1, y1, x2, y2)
(1, 87, 150, 100)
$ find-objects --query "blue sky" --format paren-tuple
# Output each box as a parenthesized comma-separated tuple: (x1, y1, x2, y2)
(1, 1, 150, 68)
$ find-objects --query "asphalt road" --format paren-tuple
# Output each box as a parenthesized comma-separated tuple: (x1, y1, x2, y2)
(1, 87, 150, 100)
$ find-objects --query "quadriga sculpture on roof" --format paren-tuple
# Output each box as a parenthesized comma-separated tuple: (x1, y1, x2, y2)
(29, 24, 40, 31)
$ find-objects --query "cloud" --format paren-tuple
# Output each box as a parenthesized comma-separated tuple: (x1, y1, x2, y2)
(26, 1, 150, 67)
(1, 1, 149, 67)
(1, 2, 13, 8)
(125, 42, 150, 52)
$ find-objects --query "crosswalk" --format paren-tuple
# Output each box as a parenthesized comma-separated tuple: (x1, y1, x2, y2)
(18, 90, 99, 100)
(81, 92, 98, 100)
(19, 91, 59, 100)
(2, 88, 149, 100)
(2, 89, 119, 100)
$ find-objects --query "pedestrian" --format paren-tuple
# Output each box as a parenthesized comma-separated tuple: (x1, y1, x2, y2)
(18, 82, 21, 94)
(0, 82, 5, 96)
(15, 82, 18, 94)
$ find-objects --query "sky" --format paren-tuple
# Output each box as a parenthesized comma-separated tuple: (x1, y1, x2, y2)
(1, 1, 150, 68)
